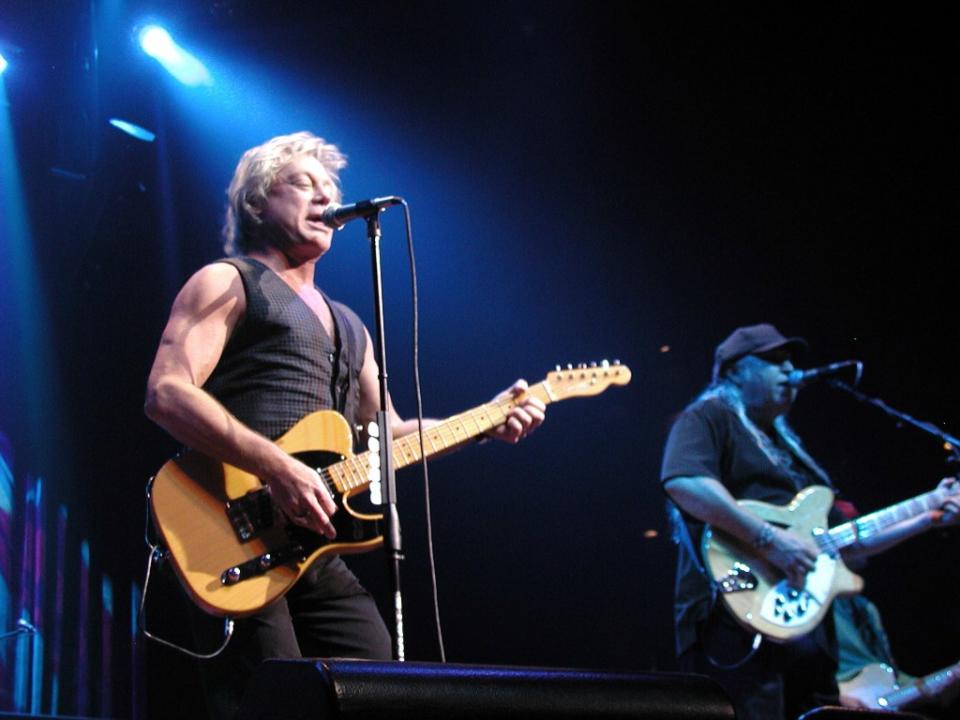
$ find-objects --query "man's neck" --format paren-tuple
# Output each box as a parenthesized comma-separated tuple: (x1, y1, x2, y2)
(250, 246, 317, 289)
(745, 405, 781, 436)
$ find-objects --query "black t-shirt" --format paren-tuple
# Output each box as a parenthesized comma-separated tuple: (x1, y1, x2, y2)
(660, 396, 837, 655)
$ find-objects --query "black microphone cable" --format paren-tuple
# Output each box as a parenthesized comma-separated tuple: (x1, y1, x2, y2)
(397, 199, 447, 662)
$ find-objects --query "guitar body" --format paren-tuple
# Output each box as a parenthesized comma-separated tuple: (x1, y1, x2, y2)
(150, 410, 383, 618)
(703, 486, 863, 642)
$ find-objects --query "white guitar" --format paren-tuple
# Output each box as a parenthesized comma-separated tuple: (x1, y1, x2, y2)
(703, 482, 960, 642)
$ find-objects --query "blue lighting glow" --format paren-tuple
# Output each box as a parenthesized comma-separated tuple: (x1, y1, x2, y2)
(0, 54, 7, 75)
(138, 25, 213, 87)
(1, 80, 58, 454)
(109, 118, 156, 142)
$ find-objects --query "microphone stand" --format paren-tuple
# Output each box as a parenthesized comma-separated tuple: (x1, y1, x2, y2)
(830, 380, 960, 463)
(364, 210, 405, 661)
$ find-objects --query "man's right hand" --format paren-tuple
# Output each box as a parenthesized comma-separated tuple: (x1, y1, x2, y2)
(266, 458, 339, 538)
(764, 526, 819, 588)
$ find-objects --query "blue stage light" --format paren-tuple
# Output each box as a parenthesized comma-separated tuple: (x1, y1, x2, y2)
(138, 25, 173, 57)
(109, 118, 156, 142)
(138, 24, 212, 87)
(0, 53, 8, 76)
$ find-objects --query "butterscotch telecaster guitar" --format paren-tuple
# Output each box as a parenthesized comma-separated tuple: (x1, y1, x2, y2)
(840, 659, 960, 710)
(703, 483, 960, 642)
(150, 362, 631, 617)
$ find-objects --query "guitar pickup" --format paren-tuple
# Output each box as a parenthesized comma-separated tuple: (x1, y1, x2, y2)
(226, 488, 275, 542)
(221, 543, 306, 586)
(718, 562, 758, 594)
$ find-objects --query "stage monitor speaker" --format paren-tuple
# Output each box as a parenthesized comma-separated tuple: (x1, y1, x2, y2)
(237, 659, 735, 720)
(0, 714, 111, 719)
(798, 706, 927, 720)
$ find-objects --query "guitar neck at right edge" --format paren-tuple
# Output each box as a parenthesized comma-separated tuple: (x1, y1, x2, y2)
(882, 660, 960, 709)
(824, 486, 956, 553)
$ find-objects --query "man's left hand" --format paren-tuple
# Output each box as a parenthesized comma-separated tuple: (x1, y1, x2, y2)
(487, 379, 546, 444)
(932, 476, 960, 526)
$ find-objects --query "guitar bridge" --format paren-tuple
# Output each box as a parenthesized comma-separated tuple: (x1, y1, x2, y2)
(226, 488, 274, 542)
(765, 584, 814, 625)
(717, 562, 758, 594)
(221, 542, 307, 585)
(759, 554, 835, 628)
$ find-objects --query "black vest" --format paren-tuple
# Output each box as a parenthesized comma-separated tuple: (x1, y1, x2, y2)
(203, 257, 367, 443)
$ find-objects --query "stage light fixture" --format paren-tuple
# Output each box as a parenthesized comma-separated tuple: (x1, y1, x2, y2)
(109, 118, 156, 142)
(138, 24, 212, 87)
(138, 25, 172, 56)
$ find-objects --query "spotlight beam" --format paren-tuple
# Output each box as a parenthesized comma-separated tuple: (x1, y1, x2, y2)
(109, 118, 156, 142)
(138, 25, 213, 87)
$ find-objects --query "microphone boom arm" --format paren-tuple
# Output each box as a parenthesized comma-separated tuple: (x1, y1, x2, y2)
(830, 379, 960, 462)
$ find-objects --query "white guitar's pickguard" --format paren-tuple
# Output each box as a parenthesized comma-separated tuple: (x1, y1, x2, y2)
(759, 554, 836, 628)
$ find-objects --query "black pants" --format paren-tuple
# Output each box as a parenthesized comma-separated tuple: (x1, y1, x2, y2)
(680, 606, 840, 720)
(192, 554, 392, 720)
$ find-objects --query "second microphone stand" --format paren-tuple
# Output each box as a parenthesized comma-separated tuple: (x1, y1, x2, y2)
(831, 379, 960, 464)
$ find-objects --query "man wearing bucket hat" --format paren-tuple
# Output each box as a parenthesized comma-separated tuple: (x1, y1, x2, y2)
(659, 323, 959, 720)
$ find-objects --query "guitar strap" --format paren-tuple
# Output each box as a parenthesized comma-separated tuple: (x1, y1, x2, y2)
(324, 295, 348, 415)
(322, 291, 366, 444)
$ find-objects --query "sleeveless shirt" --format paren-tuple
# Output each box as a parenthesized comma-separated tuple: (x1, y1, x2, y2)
(203, 257, 367, 443)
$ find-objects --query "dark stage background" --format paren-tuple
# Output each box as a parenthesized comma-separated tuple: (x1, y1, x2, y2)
(0, 2, 957, 718)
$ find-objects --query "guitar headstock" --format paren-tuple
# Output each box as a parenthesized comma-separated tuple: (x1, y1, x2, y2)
(939, 476, 960, 499)
(544, 360, 632, 400)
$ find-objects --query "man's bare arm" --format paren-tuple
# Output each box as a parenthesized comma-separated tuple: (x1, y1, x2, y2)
(145, 263, 338, 537)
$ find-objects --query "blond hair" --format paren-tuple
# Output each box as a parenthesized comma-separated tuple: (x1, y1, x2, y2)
(222, 132, 347, 255)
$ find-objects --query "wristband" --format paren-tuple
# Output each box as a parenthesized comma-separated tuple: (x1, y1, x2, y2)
(752, 523, 775, 549)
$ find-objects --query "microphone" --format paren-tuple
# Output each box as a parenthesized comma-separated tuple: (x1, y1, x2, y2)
(786, 360, 863, 388)
(321, 196, 402, 229)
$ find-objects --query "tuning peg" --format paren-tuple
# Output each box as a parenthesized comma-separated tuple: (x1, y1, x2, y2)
(602, 359, 610, 368)
(590, 361, 597, 368)
(555, 364, 562, 372)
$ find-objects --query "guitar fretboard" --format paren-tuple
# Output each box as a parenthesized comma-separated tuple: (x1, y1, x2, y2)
(320, 382, 555, 493)
(817, 488, 952, 555)
(882, 661, 960, 708)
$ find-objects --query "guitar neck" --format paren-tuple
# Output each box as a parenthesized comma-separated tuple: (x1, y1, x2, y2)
(393, 381, 556, 470)
(325, 381, 556, 493)
(824, 488, 950, 552)
(882, 660, 960, 708)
